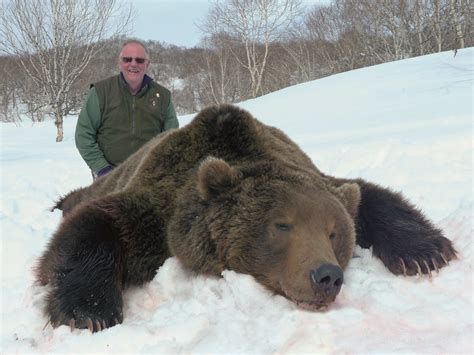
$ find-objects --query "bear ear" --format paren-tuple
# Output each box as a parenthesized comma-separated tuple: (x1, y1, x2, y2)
(336, 183, 361, 218)
(197, 157, 241, 200)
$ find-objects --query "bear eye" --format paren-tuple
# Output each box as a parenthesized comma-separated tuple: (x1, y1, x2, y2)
(275, 223, 292, 232)
(329, 232, 336, 240)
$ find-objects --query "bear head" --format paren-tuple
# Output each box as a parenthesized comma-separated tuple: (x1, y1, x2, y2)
(168, 156, 360, 310)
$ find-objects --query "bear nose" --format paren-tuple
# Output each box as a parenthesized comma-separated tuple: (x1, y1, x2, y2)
(310, 264, 344, 297)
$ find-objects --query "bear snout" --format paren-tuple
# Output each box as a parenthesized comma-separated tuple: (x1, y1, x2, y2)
(278, 262, 344, 311)
(310, 264, 344, 297)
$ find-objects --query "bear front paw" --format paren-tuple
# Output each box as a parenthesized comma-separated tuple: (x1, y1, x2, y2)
(45, 283, 124, 333)
(375, 236, 458, 278)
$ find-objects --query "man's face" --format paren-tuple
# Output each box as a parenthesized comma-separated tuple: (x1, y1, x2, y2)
(118, 43, 149, 89)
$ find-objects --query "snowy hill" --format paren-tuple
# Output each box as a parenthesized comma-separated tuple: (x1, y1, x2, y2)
(1, 48, 472, 354)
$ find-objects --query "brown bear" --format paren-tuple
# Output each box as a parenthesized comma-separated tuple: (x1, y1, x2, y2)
(36, 104, 457, 332)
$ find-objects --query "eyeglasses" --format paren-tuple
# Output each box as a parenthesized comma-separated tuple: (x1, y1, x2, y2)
(120, 57, 147, 64)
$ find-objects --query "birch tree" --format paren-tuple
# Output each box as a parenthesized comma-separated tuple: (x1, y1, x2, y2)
(0, 0, 132, 142)
(449, 0, 468, 49)
(202, 0, 303, 98)
(425, 0, 444, 52)
(200, 33, 242, 104)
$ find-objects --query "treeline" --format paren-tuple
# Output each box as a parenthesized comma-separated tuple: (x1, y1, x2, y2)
(1, 0, 471, 125)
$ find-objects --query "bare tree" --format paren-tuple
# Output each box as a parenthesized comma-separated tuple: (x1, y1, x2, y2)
(201, 0, 303, 98)
(199, 33, 242, 105)
(280, 20, 328, 83)
(423, 0, 444, 52)
(0, 55, 22, 123)
(304, 1, 373, 72)
(449, 0, 468, 49)
(0, 0, 132, 141)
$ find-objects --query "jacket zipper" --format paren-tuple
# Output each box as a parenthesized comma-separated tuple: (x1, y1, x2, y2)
(131, 96, 136, 149)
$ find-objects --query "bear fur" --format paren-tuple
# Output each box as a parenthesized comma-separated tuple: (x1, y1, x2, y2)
(36, 104, 457, 332)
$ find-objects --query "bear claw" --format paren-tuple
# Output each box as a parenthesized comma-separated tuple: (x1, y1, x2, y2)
(422, 260, 432, 278)
(413, 260, 422, 276)
(399, 258, 407, 276)
(69, 319, 75, 331)
(431, 257, 439, 273)
(86, 319, 93, 332)
(440, 253, 449, 265)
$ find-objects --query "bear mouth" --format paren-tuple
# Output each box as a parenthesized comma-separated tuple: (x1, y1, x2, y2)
(294, 298, 330, 311)
(279, 284, 334, 311)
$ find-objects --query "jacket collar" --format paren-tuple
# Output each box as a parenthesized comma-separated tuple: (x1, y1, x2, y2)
(119, 73, 154, 94)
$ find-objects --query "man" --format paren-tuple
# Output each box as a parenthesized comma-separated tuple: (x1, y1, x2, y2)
(75, 39, 179, 179)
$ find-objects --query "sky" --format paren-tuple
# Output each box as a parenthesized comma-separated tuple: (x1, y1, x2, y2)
(129, 0, 212, 47)
(1, 48, 472, 353)
(129, 0, 331, 47)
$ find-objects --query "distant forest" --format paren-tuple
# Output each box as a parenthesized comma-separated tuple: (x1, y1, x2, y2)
(1, 0, 471, 135)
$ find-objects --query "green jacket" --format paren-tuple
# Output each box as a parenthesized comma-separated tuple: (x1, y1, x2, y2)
(75, 74, 179, 173)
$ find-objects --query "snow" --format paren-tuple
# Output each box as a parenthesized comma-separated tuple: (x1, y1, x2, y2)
(1, 48, 473, 354)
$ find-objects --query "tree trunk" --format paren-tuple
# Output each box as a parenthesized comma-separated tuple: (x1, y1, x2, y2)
(433, 0, 443, 52)
(55, 110, 64, 142)
(450, 0, 465, 49)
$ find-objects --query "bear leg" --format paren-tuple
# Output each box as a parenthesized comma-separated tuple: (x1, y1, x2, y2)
(354, 180, 457, 277)
(40, 199, 125, 332)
